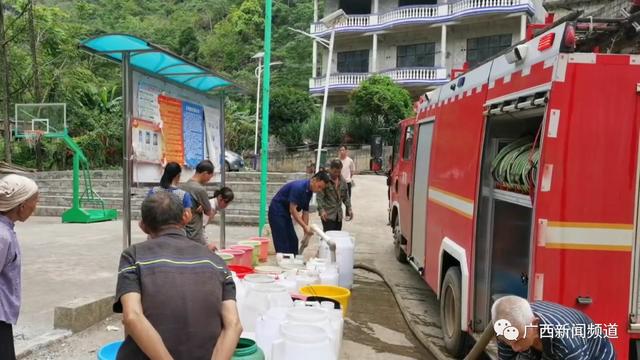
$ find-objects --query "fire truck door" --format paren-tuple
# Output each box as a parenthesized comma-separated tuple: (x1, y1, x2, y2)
(410, 121, 434, 270)
(399, 124, 416, 245)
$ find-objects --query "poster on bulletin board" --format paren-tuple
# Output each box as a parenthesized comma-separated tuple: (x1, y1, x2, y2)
(131, 71, 223, 183)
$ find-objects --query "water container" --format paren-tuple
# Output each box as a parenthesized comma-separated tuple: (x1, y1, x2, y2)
(240, 283, 293, 332)
(220, 249, 244, 266)
(217, 252, 234, 265)
(271, 323, 335, 360)
(97, 341, 123, 360)
(255, 307, 289, 360)
(239, 240, 261, 267)
(295, 270, 320, 292)
(250, 236, 270, 263)
(232, 338, 265, 360)
(333, 236, 354, 289)
(230, 246, 255, 268)
(285, 307, 342, 357)
(229, 265, 255, 279)
(319, 268, 339, 286)
(244, 274, 275, 289)
(254, 266, 283, 277)
(317, 240, 331, 262)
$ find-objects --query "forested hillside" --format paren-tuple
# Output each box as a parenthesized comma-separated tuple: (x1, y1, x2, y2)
(0, 0, 317, 169)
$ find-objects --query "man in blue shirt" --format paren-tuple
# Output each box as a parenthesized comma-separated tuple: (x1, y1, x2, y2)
(492, 295, 615, 359)
(268, 171, 331, 255)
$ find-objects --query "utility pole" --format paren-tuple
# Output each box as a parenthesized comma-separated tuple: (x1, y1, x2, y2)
(0, 0, 12, 163)
(28, 0, 43, 169)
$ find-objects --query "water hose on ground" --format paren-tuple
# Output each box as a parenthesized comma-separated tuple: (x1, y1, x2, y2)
(312, 224, 493, 358)
(463, 321, 494, 360)
(353, 263, 445, 357)
(354, 263, 494, 359)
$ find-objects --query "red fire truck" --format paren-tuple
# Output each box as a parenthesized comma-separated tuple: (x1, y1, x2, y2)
(388, 20, 640, 359)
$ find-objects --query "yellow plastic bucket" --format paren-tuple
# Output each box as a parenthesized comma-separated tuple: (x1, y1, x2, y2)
(239, 240, 261, 267)
(300, 285, 351, 315)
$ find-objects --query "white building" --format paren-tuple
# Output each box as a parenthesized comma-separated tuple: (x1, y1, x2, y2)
(309, 0, 546, 109)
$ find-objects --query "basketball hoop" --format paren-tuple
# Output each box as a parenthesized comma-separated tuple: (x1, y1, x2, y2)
(23, 130, 45, 149)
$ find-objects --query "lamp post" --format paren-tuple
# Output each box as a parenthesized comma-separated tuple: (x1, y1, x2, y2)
(288, 9, 348, 174)
(252, 52, 282, 169)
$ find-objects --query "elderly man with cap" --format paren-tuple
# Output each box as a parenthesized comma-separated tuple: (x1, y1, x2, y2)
(0, 174, 39, 360)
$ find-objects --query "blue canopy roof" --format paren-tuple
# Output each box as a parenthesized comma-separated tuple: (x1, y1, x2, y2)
(80, 34, 233, 93)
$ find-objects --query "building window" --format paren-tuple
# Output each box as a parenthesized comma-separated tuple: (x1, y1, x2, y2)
(339, 0, 371, 14)
(397, 43, 436, 68)
(399, 0, 437, 6)
(337, 50, 370, 73)
(467, 34, 512, 66)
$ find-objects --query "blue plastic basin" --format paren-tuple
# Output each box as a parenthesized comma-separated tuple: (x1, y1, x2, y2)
(97, 341, 123, 360)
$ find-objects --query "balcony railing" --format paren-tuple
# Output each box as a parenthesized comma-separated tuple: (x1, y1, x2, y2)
(311, 0, 533, 34)
(309, 67, 448, 93)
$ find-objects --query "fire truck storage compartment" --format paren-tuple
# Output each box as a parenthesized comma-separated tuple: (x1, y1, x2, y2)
(473, 107, 543, 332)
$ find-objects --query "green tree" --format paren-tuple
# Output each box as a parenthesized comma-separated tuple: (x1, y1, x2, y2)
(304, 112, 350, 147)
(347, 75, 413, 143)
(177, 27, 199, 62)
(269, 87, 317, 147)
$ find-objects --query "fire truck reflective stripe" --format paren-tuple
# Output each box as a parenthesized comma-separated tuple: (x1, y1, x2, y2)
(428, 187, 474, 219)
(547, 109, 560, 138)
(553, 54, 568, 83)
(544, 222, 634, 252)
(568, 53, 597, 64)
(534, 273, 544, 301)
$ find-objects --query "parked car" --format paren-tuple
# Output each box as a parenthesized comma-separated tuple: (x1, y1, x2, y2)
(225, 150, 245, 171)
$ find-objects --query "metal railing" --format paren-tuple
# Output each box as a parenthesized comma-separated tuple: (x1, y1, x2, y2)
(311, 0, 530, 34)
(309, 67, 448, 90)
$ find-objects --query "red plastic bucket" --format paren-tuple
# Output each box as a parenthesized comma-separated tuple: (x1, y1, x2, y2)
(229, 245, 254, 268)
(219, 249, 244, 266)
(250, 237, 270, 262)
(228, 265, 254, 279)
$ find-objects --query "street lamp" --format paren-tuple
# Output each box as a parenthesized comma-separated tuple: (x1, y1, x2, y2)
(252, 51, 282, 169)
(288, 9, 348, 174)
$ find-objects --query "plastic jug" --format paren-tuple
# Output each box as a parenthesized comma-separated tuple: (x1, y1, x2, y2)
(325, 231, 354, 244)
(271, 323, 335, 360)
(333, 236, 354, 289)
(319, 267, 339, 286)
(285, 307, 343, 357)
(232, 338, 265, 360)
(255, 307, 289, 360)
(240, 283, 293, 332)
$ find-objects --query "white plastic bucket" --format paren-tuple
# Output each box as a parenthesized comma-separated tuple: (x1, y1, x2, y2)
(272, 323, 335, 360)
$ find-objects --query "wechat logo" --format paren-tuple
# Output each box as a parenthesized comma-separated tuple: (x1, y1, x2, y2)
(495, 319, 520, 341)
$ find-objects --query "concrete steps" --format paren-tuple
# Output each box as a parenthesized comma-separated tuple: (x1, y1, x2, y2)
(32, 171, 306, 225)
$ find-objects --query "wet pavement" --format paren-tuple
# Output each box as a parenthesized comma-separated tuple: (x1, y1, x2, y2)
(21, 269, 433, 360)
(16, 175, 447, 359)
(341, 269, 433, 359)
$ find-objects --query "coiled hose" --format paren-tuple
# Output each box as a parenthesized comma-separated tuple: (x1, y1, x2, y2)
(490, 137, 540, 193)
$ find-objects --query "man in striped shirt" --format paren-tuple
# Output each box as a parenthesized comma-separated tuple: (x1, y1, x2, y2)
(113, 192, 242, 360)
(492, 295, 615, 359)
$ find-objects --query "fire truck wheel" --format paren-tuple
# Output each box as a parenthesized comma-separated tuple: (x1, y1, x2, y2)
(393, 216, 408, 263)
(441, 266, 466, 357)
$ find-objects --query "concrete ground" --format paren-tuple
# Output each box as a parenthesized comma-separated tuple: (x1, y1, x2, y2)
(14, 175, 453, 359)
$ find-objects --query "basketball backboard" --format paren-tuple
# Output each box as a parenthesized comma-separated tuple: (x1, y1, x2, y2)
(14, 103, 67, 138)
